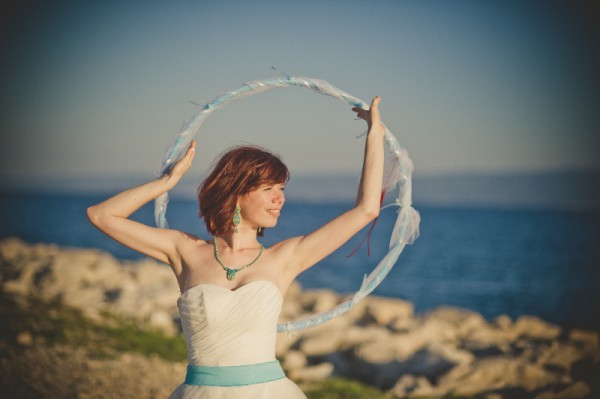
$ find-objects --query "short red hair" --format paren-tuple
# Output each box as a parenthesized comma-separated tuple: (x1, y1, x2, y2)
(198, 146, 289, 237)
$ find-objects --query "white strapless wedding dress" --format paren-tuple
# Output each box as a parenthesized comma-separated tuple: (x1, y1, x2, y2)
(168, 280, 306, 399)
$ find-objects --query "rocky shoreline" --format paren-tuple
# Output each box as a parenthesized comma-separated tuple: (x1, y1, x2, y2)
(1, 238, 597, 398)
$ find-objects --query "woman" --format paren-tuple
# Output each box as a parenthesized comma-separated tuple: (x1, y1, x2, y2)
(87, 97, 385, 398)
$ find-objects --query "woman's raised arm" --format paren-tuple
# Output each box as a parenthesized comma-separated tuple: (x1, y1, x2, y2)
(86, 141, 197, 270)
(281, 97, 386, 280)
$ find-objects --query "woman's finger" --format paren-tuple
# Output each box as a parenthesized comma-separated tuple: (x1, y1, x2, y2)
(184, 140, 197, 160)
(370, 97, 381, 122)
(170, 141, 197, 176)
(370, 96, 381, 110)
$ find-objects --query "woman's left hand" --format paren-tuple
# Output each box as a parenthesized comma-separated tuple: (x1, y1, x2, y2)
(352, 96, 385, 135)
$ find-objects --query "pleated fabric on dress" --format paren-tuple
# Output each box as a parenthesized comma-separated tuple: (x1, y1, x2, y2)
(169, 280, 306, 399)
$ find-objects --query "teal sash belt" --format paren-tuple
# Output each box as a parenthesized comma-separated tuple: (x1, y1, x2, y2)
(184, 360, 285, 387)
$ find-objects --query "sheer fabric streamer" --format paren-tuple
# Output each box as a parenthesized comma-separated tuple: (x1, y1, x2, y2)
(155, 73, 420, 333)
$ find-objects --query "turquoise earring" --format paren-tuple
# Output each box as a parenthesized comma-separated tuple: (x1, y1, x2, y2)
(233, 205, 241, 233)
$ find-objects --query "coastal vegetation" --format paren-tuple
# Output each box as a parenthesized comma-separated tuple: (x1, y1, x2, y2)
(0, 291, 187, 361)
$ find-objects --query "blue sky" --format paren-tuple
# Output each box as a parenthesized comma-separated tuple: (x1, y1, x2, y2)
(1, 1, 598, 190)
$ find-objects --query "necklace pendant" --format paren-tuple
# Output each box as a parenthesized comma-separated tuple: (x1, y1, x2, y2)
(226, 269, 237, 281)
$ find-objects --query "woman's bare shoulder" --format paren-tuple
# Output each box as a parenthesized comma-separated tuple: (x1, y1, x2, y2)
(168, 231, 207, 262)
(170, 232, 211, 273)
(266, 236, 303, 258)
(176, 232, 210, 252)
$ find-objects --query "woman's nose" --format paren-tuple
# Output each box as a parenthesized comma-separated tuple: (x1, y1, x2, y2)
(274, 190, 285, 203)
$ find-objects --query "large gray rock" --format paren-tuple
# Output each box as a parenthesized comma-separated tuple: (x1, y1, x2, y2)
(537, 341, 589, 373)
(298, 289, 339, 313)
(278, 281, 304, 320)
(275, 331, 302, 358)
(281, 350, 307, 371)
(288, 362, 334, 382)
(363, 296, 413, 326)
(353, 338, 470, 389)
(390, 374, 436, 397)
(460, 323, 513, 355)
(339, 325, 391, 350)
(569, 329, 600, 362)
(427, 342, 474, 366)
(437, 356, 567, 395)
(510, 315, 561, 341)
(0, 239, 180, 331)
(354, 331, 424, 364)
(419, 306, 489, 342)
(534, 381, 591, 399)
(297, 316, 350, 356)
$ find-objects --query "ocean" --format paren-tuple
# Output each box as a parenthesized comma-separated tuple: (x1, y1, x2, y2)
(1, 190, 598, 331)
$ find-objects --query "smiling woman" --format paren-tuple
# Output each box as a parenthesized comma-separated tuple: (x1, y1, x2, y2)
(197, 145, 289, 238)
(153, 76, 421, 335)
(86, 94, 390, 399)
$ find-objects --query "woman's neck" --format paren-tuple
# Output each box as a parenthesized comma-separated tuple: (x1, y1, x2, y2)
(216, 227, 260, 251)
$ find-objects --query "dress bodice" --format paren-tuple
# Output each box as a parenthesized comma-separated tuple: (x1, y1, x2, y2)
(177, 280, 283, 367)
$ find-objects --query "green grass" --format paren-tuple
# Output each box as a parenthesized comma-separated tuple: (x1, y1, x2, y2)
(0, 291, 187, 361)
(303, 378, 389, 399)
(301, 376, 480, 399)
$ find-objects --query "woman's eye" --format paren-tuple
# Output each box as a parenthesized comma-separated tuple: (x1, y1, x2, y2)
(262, 185, 284, 191)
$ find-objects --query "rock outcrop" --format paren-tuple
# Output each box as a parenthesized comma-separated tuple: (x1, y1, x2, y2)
(1, 238, 598, 398)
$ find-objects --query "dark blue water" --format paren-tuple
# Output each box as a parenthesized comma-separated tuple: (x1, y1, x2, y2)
(1, 191, 598, 330)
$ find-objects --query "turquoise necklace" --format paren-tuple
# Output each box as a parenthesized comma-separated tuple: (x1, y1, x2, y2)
(213, 237, 264, 281)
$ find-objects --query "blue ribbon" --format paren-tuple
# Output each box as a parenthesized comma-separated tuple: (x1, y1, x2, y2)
(184, 361, 285, 387)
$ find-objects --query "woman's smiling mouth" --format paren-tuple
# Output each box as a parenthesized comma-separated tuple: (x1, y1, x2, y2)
(266, 209, 281, 217)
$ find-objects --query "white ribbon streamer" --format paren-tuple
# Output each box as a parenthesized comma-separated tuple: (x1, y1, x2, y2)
(155, 73, 420, 332)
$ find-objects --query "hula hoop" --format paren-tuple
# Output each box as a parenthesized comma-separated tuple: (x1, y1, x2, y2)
(155, 74, 420, 333)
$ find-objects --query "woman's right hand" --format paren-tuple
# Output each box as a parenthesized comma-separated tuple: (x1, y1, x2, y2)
(166, 140, 196, 187)
(87, 139, 197, 268)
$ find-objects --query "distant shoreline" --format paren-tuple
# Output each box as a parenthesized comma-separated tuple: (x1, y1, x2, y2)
(2, 168, 599, 210)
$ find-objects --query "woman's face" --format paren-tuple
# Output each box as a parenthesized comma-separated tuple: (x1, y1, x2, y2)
(238, 183, 285, 229)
